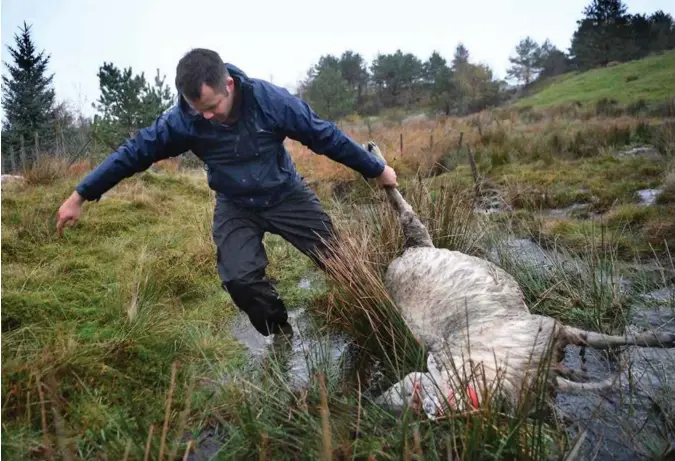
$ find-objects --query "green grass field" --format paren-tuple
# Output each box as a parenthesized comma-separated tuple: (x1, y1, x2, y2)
(513, 50, 675, 109)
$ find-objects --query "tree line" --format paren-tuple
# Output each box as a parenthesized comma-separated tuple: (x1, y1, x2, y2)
(1, 0, 674, 172)
(300, 0, 675, 119)
(297, 44, 506, 120)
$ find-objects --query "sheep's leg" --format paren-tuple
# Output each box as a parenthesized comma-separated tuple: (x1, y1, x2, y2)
(555, 363, 590, 382)
(366, 142, 434, 249)
(555, 374, 620, 393)
(563, 326, 674, 350)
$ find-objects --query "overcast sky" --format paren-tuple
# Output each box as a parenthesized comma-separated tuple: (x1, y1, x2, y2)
(2, 0, 674, 119)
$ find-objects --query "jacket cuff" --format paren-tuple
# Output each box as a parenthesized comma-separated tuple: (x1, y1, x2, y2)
(75, 182, 102, 202)
(360, 155, 386, 179)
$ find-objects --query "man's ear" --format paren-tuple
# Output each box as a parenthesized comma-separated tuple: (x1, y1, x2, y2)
(226, 76, 235, 94)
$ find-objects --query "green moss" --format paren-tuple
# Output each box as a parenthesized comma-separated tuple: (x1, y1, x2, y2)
(657, 170, 675, 205)
(526, 203, 674, 262)
(491, 154, 666, 211)
(603, 204, 657, 227)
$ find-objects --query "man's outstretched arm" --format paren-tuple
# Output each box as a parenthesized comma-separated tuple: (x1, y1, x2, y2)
(57, 109, 191, 236)
(76, 110, 191, 201)
(260, 83, 397, 186)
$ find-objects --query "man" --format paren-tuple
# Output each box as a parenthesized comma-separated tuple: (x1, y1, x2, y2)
(56, 48, 397, 338)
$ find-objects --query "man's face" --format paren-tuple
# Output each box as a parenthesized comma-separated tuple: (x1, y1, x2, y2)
(186, 76, 236, 123)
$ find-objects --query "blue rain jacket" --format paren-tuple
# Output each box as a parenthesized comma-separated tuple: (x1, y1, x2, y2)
(76, 63, 385, 209)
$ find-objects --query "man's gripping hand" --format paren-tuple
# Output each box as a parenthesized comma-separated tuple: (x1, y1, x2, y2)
(362, 141, 398, 188)
(376, 165, 398, 188)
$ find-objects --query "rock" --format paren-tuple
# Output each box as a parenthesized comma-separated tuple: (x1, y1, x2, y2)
(1, 174, 24, 184)
(615, 146, 661, 159)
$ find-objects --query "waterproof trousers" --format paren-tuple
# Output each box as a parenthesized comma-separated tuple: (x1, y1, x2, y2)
(213, 181, 335, 336)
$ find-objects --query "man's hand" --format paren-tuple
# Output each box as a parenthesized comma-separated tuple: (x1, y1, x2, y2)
(376, 165, 398, 188)
(56, 191, 85, 237)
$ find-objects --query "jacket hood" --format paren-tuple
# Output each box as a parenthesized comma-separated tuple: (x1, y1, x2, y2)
(225, 63, 249, 84)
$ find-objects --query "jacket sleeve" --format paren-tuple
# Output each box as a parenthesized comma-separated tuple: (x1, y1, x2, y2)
(262, 83, 385, 179)
(75, 109, 191, 201)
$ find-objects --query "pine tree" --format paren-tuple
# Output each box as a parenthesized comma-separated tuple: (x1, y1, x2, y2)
(536, 39, 571, 79)
(92, 62, 175, 149)
(1, 21, 57, 167)
(451, 43, 470, 70)
(423, 51, 448, 85)
(304, 65, 354, 121)
(506, 37, 542, 86)
(338, 50, 369, 110)
(570, 0, 634, 69)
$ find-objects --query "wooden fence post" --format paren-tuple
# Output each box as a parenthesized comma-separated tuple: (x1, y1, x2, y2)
(467, 145, 480, 203)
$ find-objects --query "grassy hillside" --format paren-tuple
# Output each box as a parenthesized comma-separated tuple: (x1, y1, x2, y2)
(513, 50, 675, 109)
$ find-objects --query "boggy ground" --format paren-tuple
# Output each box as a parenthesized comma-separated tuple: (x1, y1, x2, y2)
(2, 106, 674, 460)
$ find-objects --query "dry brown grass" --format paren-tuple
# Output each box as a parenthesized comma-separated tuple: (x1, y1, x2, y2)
(20, 155, 73, 185)
(67, 159, 92, 176)
(310, 176, 482, 363)
(287, 111, 673, 184)
(39, 109, 669, 192)
(153, 158, 182, 173)
(658, 169, 675, 205)
(645, 218, 675, 250)
(287, 118, 466, 183)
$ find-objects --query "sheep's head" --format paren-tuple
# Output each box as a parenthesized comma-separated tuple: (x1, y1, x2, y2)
(375, 372, 447, 419)
(375, 369, 483, 420)
(424, 351, 498, 414)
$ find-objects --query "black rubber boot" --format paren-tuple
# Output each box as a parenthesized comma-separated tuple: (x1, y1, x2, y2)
(224, 278, 289, 336)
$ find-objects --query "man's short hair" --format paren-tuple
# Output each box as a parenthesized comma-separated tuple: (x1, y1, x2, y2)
(175, 48, 229, 101)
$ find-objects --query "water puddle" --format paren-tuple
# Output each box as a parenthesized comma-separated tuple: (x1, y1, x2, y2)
(190, 292, 387, 459)
(488, 237, 674, 459)
(297, 276, 313, 290)
(227, 307, 352, 390)
(487, 237, 573, 274)
(546, 202, 601, 220)
(636, 188, 662, 206)
(556, 286, 675, 460)
(190, 310, 355, 461)
(615, 146, 661, 159)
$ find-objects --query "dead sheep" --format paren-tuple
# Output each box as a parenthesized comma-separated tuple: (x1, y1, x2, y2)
(364, 142, 674, 419)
